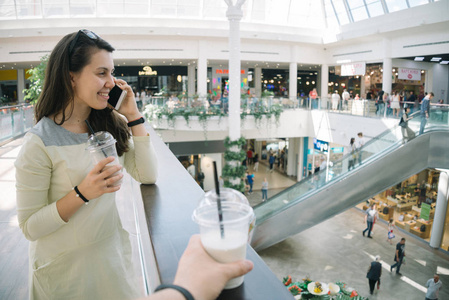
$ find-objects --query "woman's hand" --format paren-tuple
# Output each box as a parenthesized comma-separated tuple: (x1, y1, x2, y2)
(78, 157, 123, 200)
(113, 78, 141, 121)
(173, 235, 254, 300)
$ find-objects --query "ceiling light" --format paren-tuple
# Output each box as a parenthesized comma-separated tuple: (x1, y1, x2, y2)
(440, 61, 449, 65)
(414, 57, 425, 61)
(431, 57, 442, 62)
(336, 59, 351, 64)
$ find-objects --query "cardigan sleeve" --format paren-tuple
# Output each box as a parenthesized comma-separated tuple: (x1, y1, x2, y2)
(15, 133, 67, 241)
(123, 135, 158, 184)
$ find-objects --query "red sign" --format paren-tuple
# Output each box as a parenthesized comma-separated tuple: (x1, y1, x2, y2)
(216, 69, 245, 74)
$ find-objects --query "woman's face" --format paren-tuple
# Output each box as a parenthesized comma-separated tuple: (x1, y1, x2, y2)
(71, 49, 115, 110)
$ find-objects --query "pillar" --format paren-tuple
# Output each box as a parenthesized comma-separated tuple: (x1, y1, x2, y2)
(255, 67, 262, 98)
(188, 64, 196, 96)
(226, 0, 245, 141)
(382, 57, 392, 95)
(430, 172, 449, 248)
(320, 64, 329, 109)
(197, 41, 208, 98)
(17, 69, 25, 103)
(360, 75, 366, 99)
(289, 62, 297, 101)
(287, 138, 301, 177)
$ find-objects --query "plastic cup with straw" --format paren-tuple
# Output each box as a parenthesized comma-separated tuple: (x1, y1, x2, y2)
(85, 120, 107, 158)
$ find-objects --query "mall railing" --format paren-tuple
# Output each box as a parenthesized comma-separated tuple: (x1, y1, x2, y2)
(253, 106, 449, 225)
(0, 103, 34, 144)
(140, 126, 294, 299)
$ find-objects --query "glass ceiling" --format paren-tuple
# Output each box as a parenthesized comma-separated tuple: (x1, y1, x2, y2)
(0, 0, 438, 29)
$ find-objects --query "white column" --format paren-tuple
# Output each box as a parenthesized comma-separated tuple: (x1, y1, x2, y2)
(297, 138, 304, 182)
(188, 64, 196, 96)
(17, 69, 25, 103)
(255, 67, 262, 98)
(226, 0, 245, 141)
(287, 138, 301, 177)
(430, 172, 449, 248)
(382, 57, 392, 95)
(197, 41, 208, 98)
(289, 62, 297, 101)
(320, 64, 329, 109)
(360, 75, 366, 99)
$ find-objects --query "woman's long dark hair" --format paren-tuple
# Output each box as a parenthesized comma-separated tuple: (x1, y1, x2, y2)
(34, 31, 130, 156)
(350, 137, 355, 145)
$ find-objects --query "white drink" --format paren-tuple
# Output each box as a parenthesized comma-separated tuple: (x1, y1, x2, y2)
(201, 230, 248, 289)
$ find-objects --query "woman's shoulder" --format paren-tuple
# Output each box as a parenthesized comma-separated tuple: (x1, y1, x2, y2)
(29, 117, 88, 147)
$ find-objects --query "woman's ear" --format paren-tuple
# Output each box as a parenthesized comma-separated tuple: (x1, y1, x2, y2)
(69, 72, 77, 87)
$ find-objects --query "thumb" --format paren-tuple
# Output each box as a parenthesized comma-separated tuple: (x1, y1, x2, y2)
(223, 260, 254, 279)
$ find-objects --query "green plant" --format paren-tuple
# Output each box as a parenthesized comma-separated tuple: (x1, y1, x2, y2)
(23, 55, 48, 104)
(222, 136, 246, 193)
(262, 90, 274, 97)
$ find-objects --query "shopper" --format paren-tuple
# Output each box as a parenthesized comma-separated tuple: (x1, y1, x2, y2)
(143, 235, 253, 300)
(387, 218, 396, 245)
(342, 89, 350, 110)
(391, 91, 401, 117)
(15, 29, 158, 299)
(309, 88, 319, 109)
(253, 152, 259, 172)
(269, 154, 275, 172)
(376, 90, 385, 116)
(246, 171, 254, 194)
(347, 137, 356, 171)
(366, 255, 382, 295)
(363, 204, 376, 238)
(391, 238, 406, 276)
(356, 132, 365, 166)
(425, 274, 443, 300)
(246, 148, 253, 165)
(419, 92, 434, 135)
(399, 107, 415, 143)
(261, 177, 269, 202)
(331, 90, 340, 111)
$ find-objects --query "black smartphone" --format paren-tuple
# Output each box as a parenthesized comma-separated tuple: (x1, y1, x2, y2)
(108, 85, 127, 110)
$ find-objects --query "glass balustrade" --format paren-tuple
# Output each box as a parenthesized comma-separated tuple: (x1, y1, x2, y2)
(254, 106, 449, 224)
(0, 104, 35, 144)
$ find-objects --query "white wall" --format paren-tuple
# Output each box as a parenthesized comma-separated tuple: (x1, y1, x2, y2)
(431, 64, 449, 102)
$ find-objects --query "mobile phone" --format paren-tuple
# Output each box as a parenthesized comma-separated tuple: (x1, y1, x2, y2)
(108, 85, 127, 110)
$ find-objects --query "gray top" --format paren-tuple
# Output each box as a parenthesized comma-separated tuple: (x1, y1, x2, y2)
(365, 208, 376, 222)
(262, 181, 268, 190)
(426, 279, 442, 299)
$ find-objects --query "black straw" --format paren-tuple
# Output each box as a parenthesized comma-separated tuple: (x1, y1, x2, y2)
(85, 120, 108, 158)
(213, 161, 225, 239)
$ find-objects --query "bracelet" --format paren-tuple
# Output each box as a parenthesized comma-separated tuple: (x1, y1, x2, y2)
(127, 117, 145, 127)
(154, 284, 194, 300)
(73, 186, 89, 204)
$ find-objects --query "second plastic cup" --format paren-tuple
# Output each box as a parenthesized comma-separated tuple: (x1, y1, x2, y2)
(86, 131, 123, 186)
(192, 201, 254, 289)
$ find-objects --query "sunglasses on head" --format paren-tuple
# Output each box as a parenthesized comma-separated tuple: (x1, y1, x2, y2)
(68, 29, 99, 58)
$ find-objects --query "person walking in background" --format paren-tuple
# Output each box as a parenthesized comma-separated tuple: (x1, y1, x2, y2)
(268, 154, 275, 172)
(309, 88, 319, 109)
(253, 152, 259, 172)
(408, 90, 416, 114)
(391, 91, 401, 117)
(356, 132, 365, 165)
(387, 218, 396, 245)
(331, 90, 340, 111)
(246, 171, 254, 194)
(348, 137, 356, 171)
(425, 274, 443, 300)
(420, 92, 434, 134)
(399, 107, 415, 144)
(363, 204, 376, 238)
(342, 88, 350, 110)
(391, 238, 406, 276)
(246, 148, 253, 165)
(261, 178, 268, 202)
(376, 90, 384, 116)
(366, 255, 382, 295)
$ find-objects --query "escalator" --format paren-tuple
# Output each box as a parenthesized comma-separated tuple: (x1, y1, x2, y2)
(251, 108, 449, 251)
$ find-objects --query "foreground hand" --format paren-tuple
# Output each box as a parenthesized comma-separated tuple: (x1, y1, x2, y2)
(78, 156, 123, 200)
(173, 235, 254, 300)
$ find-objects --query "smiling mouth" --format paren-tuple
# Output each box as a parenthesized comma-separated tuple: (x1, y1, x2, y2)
(98, 92, 109, 98)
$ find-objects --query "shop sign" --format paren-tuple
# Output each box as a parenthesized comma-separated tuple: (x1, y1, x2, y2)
(139, 66, 158, 76)
(313, 138, 329, 153)
(341, 62, 366, 76)
(420, 203, 431, 220)
(331, 147, 344, 153)
(215, 69, 245, 74)
(398, 68, 420, 81)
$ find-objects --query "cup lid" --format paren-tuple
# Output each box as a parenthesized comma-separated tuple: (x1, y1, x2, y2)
(86, 131, 116, 150)
(192, 201, 254, 227)
(201, 188, 249, 206)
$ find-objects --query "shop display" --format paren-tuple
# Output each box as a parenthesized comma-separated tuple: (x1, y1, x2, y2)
(283, 276, 369, 299)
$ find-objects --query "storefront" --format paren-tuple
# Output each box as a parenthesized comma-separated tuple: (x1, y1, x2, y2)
(114, 65, 188, 96)
(356, 169, 449, 251)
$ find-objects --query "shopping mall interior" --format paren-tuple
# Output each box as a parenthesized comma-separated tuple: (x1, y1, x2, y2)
(1, 1, 449, 299)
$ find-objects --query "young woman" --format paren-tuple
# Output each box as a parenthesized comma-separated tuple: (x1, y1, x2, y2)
(391, 91, 401, 117)
(347, 137, 356, 171)
(15, 29, 158, 299)
(387, 219, 396, 245)
(399, 107, 415, 143)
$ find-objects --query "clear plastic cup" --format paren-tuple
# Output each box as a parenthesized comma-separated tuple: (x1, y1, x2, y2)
(86, 131, 122, 186)
(200, 188, 256, 243)
(192, 201, 254, 289)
